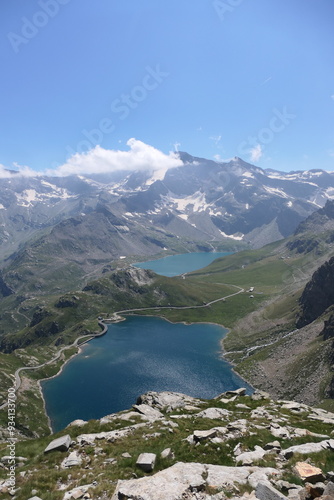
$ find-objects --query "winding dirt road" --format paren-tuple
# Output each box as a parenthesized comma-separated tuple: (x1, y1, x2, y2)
(0, 284, 244, 409)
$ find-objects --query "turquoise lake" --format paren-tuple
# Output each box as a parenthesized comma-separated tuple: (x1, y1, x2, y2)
(42, 252, 251, 432)
(133, 251, 231, 276)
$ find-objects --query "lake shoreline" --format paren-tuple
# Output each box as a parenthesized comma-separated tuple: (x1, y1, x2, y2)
(38, 342, 89, 433)
(39, 250, 251, 432)
(41, 314, 253, 432)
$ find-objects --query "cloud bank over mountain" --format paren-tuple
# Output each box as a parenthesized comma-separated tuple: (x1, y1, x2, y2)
(0, 139, 183, 178)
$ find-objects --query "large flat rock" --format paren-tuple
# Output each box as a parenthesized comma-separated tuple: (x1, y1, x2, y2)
(76, 422, 147, 445)
(282, 439, 334, 458)
(111, 462, 281, 500)
(196, 407, 231, 419)
(136, 391, 201, 411)
(293, 462, 325, 483)
(112, 462, 205, 500)
(235, 446, 267, 465)
(44, 434, 71, 454)
(133, 404, 164, 420)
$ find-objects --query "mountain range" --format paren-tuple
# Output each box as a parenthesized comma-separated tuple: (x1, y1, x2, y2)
(1, 154, 334, 298)
(2, 154, 334, 262)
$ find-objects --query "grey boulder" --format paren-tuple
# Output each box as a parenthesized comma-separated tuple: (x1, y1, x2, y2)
(255, 482, 286, 499)
(136, 453, 156, 472)
(44, 434, 71, 454)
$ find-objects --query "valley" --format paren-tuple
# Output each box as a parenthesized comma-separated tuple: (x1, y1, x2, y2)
(1, 156, 334, 441)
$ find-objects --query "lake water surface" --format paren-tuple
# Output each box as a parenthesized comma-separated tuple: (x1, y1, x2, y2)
(42, 316, 251, 432)
(134, 251, 231, 276)
(42, 252, 251, 432)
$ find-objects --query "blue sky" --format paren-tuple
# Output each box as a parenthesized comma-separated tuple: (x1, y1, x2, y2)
(1, 0, 334, 174)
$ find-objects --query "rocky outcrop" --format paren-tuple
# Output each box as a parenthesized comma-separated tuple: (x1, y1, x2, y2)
(5, 391, 334, 499)
(321, 314, 334, 340)
(29, 306, 52, 327)
(111, 462, 280, 500)
(297, 256, 334, 328)
(0, 272, 13, 298)
(286, 236, 320, 254)
(282, 439, 334, 459)
(295, 199, 334, 236)
(136, 391, 202, 411)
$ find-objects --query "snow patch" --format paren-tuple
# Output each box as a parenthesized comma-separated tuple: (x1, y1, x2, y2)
(263, 186, 289, 199)
(41, 180, 58, 190)
(325, 187, 334, 199)
(220, 231, 244, 241)
(208, 208, 223, 216)
(145, 167, 169, 185)
(16, 189, 38, 206)
(163, 191, 209, 213)
(16, 186, 76, 206)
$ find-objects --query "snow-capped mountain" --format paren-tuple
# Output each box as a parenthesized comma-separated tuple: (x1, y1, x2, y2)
(1, 153, 334, 267)
(116, 153, 334, 248)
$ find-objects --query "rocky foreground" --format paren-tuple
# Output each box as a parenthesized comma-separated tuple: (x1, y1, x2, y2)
(1, 389, 334, 499)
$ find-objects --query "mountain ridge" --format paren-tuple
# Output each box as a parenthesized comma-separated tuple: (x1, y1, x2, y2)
(2, 154, 334, 268)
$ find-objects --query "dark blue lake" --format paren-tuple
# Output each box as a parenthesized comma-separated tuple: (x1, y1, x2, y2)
(134, 252, 231, 276)
(42, 316, 251, 432)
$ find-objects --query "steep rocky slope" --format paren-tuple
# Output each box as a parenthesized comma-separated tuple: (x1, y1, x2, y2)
(297, 256, 334, 328)
(295, 199, 334, 236)
(2, 204, 183, 296)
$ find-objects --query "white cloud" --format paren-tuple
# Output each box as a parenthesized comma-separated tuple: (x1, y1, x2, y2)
(173, 142, 181, 152)
(0, 162, 38, 178)
(0, 139, 183, 178)
(53, 139, 183, 176)
(249, 144, 263, 163)
(0, 164, 9, 178)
